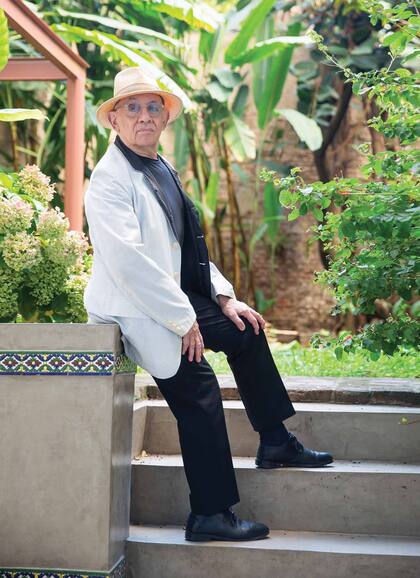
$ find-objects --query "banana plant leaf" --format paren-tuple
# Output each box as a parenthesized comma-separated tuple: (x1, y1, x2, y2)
(263, 181, 284, 244)
(275, 108, 323, 151)
(225, 0, 278, 65)
(145, 0, 223, 32)
(0, 108, 45, 122)
(224, 114, 256, 162)
(52, 24, 194, 111)
(252, 19, 302, 130)
(54, 7, 184, 47)
(230, 35, 313, 67)
(0, 8, 9, 72)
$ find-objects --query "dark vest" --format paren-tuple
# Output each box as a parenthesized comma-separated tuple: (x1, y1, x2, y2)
(114, 136, 212, 300)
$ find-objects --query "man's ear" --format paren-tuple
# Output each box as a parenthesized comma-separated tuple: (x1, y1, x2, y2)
(108, 111, 119, 131)
(162, 109, 170, 130)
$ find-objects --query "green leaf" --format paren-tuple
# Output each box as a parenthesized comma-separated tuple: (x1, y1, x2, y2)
(224, 115, 256, 161)
(225, 0, 278, 65)
(212, 68, 242, 89)
(276, 108, 323, 151)
(52, 24, 194, 111)
(232, 84, 249, 117)
(205, 172, 219, 214)
(0, 171, 13, 187)
(250, 222, 269, 253)
(230, 35, 312, 67)
(0, 8, 9, 73)
(410, 301, 420, 318)
(54, 7, 183, 47)
(313, 206, 324, 221)
(299, 203, 308, 215)
(173, 117, 189, 174)
(207, 81, 231, 102)
(253, 20, 302, 129)
(263, 182, 282, 243)
(0, 108, 45, 122)
(288, 207, 300, 221)
(147, 0, 223, 32)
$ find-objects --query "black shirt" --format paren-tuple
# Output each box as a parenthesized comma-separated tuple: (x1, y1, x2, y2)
(137, 154, 185, 247)
(114, 136, 184, 247)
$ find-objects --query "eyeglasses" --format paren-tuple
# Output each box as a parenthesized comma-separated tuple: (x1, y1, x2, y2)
(113, 101, 164, 118)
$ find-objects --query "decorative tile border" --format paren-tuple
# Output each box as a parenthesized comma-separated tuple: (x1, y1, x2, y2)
(0, 352, 137, 375)
(0, 556, 126, 578)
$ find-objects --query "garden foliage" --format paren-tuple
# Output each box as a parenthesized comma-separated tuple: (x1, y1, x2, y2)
(0, 166, 91, 323)
(261, 0, 419, 358)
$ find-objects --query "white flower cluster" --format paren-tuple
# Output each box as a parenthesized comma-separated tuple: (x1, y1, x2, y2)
(2, 231, 42, 271)
(37, 207, 69, 240)
(0, 165, 91, 322)
(0, 195, 34, 234)
(17, 164, 55, 204)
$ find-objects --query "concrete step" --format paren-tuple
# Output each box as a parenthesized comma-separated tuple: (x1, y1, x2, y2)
(126, 525, 420, 578)
(130, 455, 420, 537)
(132, 400, 420, 462)
(135, 374, 420, 406)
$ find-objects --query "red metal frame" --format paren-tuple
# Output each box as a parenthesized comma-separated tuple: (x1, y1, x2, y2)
(0, 0, 89, 232)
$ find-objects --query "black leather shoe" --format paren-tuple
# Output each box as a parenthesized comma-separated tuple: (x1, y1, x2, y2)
(255, 432, 333, 468)
(185, 508, 269, 542)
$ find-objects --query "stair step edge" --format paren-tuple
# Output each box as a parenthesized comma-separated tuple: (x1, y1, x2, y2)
(128, 525, 420, 556)
(132, 454, 420, 473)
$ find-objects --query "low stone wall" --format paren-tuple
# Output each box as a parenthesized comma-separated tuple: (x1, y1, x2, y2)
(0, 322, 137, 578)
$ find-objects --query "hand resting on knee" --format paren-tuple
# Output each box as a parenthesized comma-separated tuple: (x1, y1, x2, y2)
(182, 320, 205, 363)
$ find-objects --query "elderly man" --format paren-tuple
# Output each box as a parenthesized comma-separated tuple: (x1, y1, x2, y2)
(84, 67, 333, 543)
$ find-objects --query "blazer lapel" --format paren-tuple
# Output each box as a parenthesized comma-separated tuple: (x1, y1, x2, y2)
(114, 136, 181, 243)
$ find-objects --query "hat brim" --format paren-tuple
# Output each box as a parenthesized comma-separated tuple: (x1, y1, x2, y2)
(96, 89, 184, 128)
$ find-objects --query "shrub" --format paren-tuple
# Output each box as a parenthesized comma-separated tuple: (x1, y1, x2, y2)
(0, 165, 91, 323)
(260, 0, 419, 359)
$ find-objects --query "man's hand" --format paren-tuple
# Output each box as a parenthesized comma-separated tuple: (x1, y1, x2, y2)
(182, 320, 205, 362)
(217, 295, 266, 335)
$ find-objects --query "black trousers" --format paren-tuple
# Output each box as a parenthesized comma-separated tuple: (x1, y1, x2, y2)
(151, 291, 296, 515)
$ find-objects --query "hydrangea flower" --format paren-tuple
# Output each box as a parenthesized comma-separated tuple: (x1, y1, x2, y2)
(0, 166, 91, 322)
(37, 207, 69, 240)
(0, 194, 34, 234)
(27, 259, 68, 306)
(63, 272, 90, 322)
(2, 231, 42, 271)
(17, 164, 55, 204)
(44, 229, 89, 267)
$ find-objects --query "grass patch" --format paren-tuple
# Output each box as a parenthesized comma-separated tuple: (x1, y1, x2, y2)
(136, 341, 419, 378)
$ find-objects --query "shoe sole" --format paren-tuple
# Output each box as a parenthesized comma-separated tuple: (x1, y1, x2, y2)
(255, 457, 334, 469)
(185, 530, 269, 542)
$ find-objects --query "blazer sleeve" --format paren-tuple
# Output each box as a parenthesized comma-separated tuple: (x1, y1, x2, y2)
(84, 167, 196, 337)
(209, 261, 236, 303)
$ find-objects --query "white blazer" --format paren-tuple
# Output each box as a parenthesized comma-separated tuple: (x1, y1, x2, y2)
(83, 143, 236, 378)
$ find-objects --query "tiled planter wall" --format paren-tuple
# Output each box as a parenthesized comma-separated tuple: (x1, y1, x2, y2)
(0, 323, 137, 578)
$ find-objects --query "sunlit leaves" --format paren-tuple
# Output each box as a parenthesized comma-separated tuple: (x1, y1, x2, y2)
(225, 0, 277, 65)
(0, 8, 9, 73)
(275, 108, 323, 151)
(52, 23, 194, 111)
(0, 109, 45, 122)
(224, 114, 256, 161)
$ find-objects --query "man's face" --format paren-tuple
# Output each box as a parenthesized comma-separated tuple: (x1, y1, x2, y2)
(107, 92, 169, 149)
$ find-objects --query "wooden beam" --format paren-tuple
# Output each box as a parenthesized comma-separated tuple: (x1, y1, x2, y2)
(2, 0, 88, 79)
(64, 74, 86, 232)
(0, 58, 67, 81)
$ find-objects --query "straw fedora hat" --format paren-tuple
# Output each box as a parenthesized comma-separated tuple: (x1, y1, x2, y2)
(96, 67, 184, 129)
